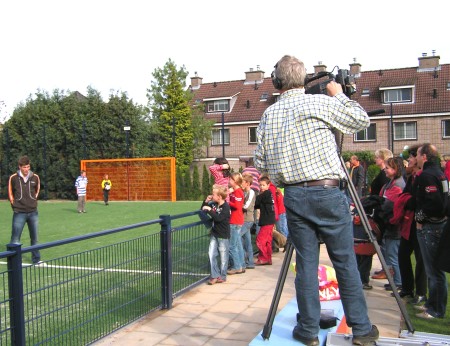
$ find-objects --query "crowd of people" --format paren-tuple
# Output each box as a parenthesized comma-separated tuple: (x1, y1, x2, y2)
(202, 158, 288, 285)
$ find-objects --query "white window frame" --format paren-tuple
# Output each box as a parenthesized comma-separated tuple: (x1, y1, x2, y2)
(382, 87, 413, 103)
(354, 124, 376, 142)
(207, 100, 229, 112)
(394, 121, 417, 140)
(248, 127, 257, 143)
(442, 119, 450, 138)
(211, 129, 230, 145)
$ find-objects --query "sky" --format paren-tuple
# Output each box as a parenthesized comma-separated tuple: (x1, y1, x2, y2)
(1, 0, 449, 120)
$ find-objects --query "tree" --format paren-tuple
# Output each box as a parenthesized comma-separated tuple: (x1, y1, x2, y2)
(0, 88, 151, 198)
(183, 168, 192, 200)
(192, 165, 201, 200)
(202, 164, 211, 197)
(147, 59, 214, 170)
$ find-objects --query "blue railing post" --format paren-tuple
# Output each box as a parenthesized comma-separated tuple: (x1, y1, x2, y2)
(7, 243, 26, 346)
(160, 214, 173, 309)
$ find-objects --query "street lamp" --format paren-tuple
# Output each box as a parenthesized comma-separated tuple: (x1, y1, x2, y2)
(124, 120, 131, 158)
(221, 112, 225, 158)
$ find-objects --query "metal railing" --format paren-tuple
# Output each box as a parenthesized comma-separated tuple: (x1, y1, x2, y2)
(0, 211, 210, 345)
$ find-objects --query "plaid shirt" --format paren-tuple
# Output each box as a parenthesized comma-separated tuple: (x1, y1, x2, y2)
(254, 88, 369, 187)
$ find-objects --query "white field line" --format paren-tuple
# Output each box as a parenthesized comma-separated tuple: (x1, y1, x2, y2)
(0, 261, 206, 276)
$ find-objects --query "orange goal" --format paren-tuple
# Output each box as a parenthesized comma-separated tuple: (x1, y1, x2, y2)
(81, 157, 176, 202)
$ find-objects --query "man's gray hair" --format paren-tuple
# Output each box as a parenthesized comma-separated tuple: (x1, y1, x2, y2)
(274, 55, 306, 90)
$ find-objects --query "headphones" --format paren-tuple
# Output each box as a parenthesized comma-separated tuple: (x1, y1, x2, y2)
(271, 63, 283, 90)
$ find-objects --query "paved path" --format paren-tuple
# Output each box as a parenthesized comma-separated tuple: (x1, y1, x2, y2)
(94, 245, 401, 346)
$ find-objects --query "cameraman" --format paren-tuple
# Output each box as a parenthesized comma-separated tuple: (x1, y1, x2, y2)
(254, 55, 378, 346)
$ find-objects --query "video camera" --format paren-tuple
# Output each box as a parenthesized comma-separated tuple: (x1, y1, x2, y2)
(305, 69, 356, 98)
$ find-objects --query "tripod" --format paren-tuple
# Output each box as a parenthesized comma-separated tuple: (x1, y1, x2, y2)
(261, 155, 415, 340)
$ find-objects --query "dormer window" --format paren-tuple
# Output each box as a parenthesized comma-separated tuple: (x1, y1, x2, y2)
(206, 100, 229, 112)
(383, 88, 413, 103)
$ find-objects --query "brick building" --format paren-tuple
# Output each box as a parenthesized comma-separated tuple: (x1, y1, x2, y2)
(190, 53, 450, 172)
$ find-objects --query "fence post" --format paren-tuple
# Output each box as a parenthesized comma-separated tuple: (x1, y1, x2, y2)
(160, 214, 173, 309)
(6, 243, 26, 346)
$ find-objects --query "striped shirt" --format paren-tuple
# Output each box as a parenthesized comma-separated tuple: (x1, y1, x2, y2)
(242, 166, 260, 192)
(254, 88, 369, 187)
(75, 176, 88, 196)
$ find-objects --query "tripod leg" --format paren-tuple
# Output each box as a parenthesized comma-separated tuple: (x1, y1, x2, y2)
(261, 240, 295, 340)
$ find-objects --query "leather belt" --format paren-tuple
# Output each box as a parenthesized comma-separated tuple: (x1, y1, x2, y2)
(285, 179, 340, 188)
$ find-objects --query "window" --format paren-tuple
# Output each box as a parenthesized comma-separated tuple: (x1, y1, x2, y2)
(383, 88, 412, 103)
(394, 122, 417, 140)
(260, 93, 269, 101)
(443, 120, 450, 138)
(361, 89, 370, 96)
(447, 82, 450, 90)
(248, 127, 257, 143)
(207, 100, 229, 112)
(354, 124, 376, 141)
(211, 129, 230, 145)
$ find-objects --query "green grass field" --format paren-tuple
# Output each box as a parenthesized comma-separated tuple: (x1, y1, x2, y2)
(0, 199, 201, 262)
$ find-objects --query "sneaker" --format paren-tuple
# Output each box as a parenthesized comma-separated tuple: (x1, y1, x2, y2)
(371, 272, 387, 279)
(384, 284, 402, 291)
(255, 260, 272, 266)
(216, 277, 226, 283)
(227, 268, 244, 275)
(352, 325, 379, 345)
(413, 305, 427, 312)
(208, 278, 218, 285)
(292, 326, 319, 346)
(410, 295, 427, 305)
(391, 290, 413, 298)
(246, 266, 255, 269)
(34, 261, 46, 266)
(416, 311, 435, 319)
(362, 284, 373, 290)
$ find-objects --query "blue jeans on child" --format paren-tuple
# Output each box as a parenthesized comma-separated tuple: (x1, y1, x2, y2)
(208, 235, 229, 280)
(229, 224, 245, 270)
(276, 212, 289, 237)
(240, 221, 255, 268)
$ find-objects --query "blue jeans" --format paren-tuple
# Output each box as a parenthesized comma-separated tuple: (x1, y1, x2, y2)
(208, 235, 229, 279)
(284, 185, 372, 339)
(384, 238, 401, 286)
(10, 211, 40, 263)
(240, 221, 255, 267)
(276, 212, 289, 237)
(229, 224, 245, 270)
(417, 222, 448, 317)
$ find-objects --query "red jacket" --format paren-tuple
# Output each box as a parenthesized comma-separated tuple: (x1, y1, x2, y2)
(275, 188, 286, 214)
(269, 183, 280, 221)
(229, 188, 244, 225)
(390, 192, 414, 240)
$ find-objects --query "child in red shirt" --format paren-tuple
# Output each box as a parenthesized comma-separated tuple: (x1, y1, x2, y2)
(227, 172, 246, 274)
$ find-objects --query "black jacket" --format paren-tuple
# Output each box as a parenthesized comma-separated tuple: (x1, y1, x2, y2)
(201, 201, 231, 239)
(414, 161, 448, 223)
(255, 190, 276, 226)
(8, 171, 40, 213)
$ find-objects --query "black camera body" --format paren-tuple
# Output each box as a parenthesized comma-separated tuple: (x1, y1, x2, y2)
(305, 69, 356, 98)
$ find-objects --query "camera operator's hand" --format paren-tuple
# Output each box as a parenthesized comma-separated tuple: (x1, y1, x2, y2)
(326, 81, 343, 97)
